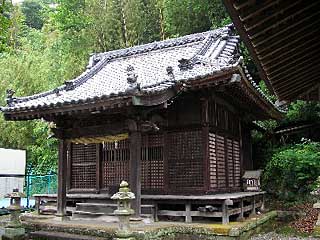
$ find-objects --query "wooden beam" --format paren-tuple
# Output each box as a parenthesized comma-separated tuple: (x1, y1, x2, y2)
(239, 0, 278, 22)
(263, 39, 320, 68)
(257, 29, 319, 61)
(279, 81, 318, 100)
(222, 0, 274, 95)
(244, 1, 302, 33)
(56, 139, 67, 217)
(53, 122, 128, 140)
(251, 2, 319, 42)
(270, 60, 320, 86)
(259, 29, 319, 61)
(254, 14, 320, 53)
(274, 70, 319, 92)
(129, 121, 142, 217)
(266, 47, 320, 75)
(233, 0, 253, 10)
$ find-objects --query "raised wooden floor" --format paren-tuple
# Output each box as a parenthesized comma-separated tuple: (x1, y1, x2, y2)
(33, 192, 265, 224)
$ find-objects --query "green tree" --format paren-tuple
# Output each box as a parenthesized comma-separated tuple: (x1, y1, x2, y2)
(263, 141, 320, 202)
(21, 0, 44, 29)
(53, 0, 89, 33)
(121, 0, 147, 46)
(163, 0, 230, 37)
(86, 0, 125, 52)
(0, 0, 13, 52)
(0, 0, 234, 176)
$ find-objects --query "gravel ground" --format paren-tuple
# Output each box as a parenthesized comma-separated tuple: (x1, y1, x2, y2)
(250, 232, 317, 240)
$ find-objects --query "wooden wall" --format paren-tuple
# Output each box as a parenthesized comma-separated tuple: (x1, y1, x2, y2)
(67, 92, 250, 195)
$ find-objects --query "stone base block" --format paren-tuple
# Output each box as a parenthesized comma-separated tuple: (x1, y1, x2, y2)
(2, 227, 25, 240)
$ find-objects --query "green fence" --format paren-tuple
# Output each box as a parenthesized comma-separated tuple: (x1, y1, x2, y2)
(25, 173, 57, 207)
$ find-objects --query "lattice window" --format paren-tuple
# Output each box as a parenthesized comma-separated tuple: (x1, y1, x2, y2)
(71, 143, 97, 189)
(227, 138, 241, 189)
(167, 130, 204, 191)
(102, 140, 130, 188)
(233, 140, 241, 188)
(227, 138, 235, 188)
(209, 133, 217, 188)
(141, 134, 164, 191)
(216, 134, 226, 189)
(208, 133, 241, 191)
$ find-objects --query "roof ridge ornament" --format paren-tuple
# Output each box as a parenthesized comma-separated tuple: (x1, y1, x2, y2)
(53, 88, 61, 96)
(178, 58, 193, 70)
(126, 65, 140, 94)
(6, 89, 15, 107)
(64, 80, 75, 91)
(86, 53, 101, 69)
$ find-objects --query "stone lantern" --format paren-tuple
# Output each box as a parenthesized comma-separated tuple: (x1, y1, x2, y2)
(3, 188, 26, 240)
(5, 188, 26, 228)
(111, 181, 135, 240)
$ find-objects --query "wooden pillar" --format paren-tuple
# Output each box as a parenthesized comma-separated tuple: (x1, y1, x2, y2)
(56, 139, 68, 217)
(129, 122, 142, 217)
(222, 200, 229, 224)
(201, 97, 210, 192)
(237, 199, 244, 221)
(261, 194, 265, 211)
(185, 202, 192, 223)
(249, 195, 256, 217)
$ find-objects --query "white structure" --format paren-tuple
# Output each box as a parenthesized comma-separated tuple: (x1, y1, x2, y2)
(0, 148, 26, 198)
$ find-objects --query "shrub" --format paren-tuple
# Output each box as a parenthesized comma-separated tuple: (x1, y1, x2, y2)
(263, 141, 320, 202)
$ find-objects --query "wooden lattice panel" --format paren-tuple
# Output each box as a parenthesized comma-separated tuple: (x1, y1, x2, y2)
(167, 130, 204, 191)
(102, 140, 130, 188)
(227, 138, 235, 188)
(208, 133, 241, 191)
(209, 133, 217, 188)
(71, 143, 97, 189)
(216, 134, 226, 189)
(233, 140, 241, 188)
(141, 134, 164, 191)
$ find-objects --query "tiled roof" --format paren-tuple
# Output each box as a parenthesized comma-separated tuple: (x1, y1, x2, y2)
(0, 24, 281, 119)
(1, 25, 241, 111)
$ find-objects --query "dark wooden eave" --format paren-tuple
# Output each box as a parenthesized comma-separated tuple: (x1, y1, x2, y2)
(1, 88, 178, 121)
(223, 0, 320, 102)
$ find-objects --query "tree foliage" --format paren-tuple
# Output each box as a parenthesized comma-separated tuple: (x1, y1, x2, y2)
(21, 0, 44, 29)
(0, 0, 12, 52)
(0, 0, 232, 174)
(263, 141, 320, 202)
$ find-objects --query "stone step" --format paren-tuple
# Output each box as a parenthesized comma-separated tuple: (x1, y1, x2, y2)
(29, 231, 107, 240)
(75, 203, 116, 214)
(39, 206, 75, 215)
(71, 210, 118, 222)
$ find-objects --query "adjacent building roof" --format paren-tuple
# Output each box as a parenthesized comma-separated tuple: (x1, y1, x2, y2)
(0, 25, 282, 120)
(223, 0, 320, 102)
